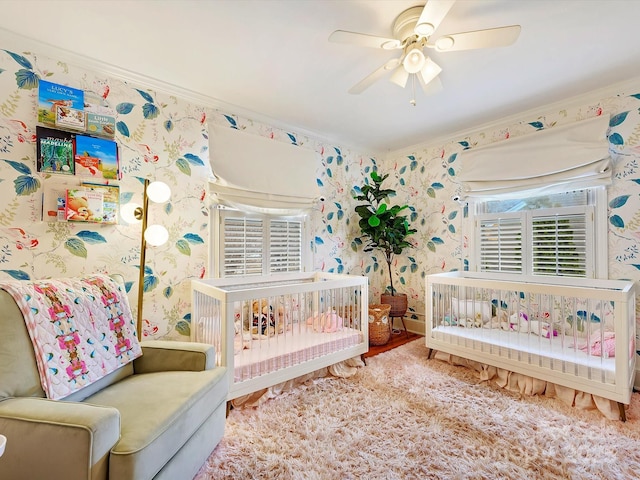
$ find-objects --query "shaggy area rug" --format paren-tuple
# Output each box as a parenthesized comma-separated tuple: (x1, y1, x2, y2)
(194, 339, 640, 479)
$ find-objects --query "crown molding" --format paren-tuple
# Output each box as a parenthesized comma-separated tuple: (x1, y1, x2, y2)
(0, 27, 347, 152)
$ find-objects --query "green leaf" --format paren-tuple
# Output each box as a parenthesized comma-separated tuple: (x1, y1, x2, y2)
(175, 320, 191, 336)
(368, 215, 380, 227)
(64, 238, 87, 258)
(175, 239, 191, 256)
(176, 158, 192, 176)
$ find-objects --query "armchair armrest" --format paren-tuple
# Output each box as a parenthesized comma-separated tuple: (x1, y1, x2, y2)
(0, 397, 120, 480)
(133, 340, 216, 373)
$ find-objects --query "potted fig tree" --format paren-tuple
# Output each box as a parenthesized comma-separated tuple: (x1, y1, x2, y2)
(353, 170, 417, 321)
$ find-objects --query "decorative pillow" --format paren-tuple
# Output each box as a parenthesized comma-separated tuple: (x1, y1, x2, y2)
(0, 274, 141, 400)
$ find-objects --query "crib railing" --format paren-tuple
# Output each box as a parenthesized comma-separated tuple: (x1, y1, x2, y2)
(426, 272, 636, 404)
(191, 272, 369, 400)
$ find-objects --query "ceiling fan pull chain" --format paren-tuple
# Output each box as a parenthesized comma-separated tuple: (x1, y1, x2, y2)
(410, 74, 417, 107)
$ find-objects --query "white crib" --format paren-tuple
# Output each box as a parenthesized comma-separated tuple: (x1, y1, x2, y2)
(426, 272, 636, 418)
(191, 272, 368, 401)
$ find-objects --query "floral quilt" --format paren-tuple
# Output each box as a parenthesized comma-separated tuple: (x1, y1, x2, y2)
(1, 274, 142, 400)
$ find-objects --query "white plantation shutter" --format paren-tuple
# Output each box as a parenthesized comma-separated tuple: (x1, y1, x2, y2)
(478, 215, 523, 273)
(531, 208, 592, 278)
(476, 202, 594, 278)
(219, 210, 305, 277)
(269, 219, 302, 273)
(222, 216, 264, 276)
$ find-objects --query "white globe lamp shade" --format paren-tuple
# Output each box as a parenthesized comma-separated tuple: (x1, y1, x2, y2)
(144, 224, 169, 247)
(147, 181, 171, 203)
(120, 203, 142, 224)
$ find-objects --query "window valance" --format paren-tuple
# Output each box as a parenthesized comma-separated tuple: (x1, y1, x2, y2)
(209, 124, 320, 213)
(458, 115, 611, 198)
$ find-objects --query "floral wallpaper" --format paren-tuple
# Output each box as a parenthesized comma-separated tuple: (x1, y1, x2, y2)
(1, 35, 639, 373)
(0, 46, 210, 340)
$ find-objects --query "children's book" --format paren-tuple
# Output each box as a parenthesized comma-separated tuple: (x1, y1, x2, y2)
(36, 126, 75, 175)
(80, 182, 120, 224)
(38, 80, 84, 127)
(74, 134, 119, 180)
(66, 189, 104, 223)
(86, 113, 116, 139)
(55, 105, 86, 131)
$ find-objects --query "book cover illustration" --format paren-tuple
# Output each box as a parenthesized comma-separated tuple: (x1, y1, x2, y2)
(86, 113, 116, 139)
(74, 134, 119, 180)
(55, 105, 86, 131)
(36, 126, 75, 175)
(38, 80, 84, 127)
(66, 189, 104, 223)
(81, 183, 120, 224)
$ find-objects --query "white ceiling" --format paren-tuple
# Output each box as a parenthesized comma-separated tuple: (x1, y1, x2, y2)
(1, 0, 640, 154)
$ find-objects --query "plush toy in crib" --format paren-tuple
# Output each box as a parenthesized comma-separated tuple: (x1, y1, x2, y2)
(306, 310, 344, 333)
(509, 311, 558, 338)
(234, 314, 251, 353)
(252, 299, 276, 337)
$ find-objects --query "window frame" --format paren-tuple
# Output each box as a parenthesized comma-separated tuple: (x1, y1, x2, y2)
(212, 206, 309, 278)
(469, 186, 607, 280)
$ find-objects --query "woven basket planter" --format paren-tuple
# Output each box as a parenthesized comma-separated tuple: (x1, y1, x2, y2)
(368, 304, 391, 346)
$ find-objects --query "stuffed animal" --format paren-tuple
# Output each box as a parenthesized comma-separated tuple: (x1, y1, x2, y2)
(510, 311, 557, 338)
(252, 298, 275, 337)
(306, 310, 344, 333)
(485, 309, 508, 329)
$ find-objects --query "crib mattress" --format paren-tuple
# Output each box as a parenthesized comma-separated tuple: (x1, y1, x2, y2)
(431, 325, 617, 384)
(234, 326, 363, 382)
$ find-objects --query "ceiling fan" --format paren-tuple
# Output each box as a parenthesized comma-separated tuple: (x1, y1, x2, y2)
(329, 0, 521, 101)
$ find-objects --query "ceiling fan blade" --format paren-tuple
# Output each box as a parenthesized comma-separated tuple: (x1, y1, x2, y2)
(415, 0, 456, 37)
(434, 25, 521, 52)
(329, 30, 401, 50)
(348, 58, 400, 94)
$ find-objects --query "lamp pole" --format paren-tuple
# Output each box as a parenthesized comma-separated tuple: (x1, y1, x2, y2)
(136, 178, 150, 339)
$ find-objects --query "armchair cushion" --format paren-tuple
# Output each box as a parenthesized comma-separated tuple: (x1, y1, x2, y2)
(83, 367, 226, 479)
(134, 340, 216, 373)
(0, 397, 120, 480)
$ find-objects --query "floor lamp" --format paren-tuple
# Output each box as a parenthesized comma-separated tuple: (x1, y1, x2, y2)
(122, 179, 171, 338)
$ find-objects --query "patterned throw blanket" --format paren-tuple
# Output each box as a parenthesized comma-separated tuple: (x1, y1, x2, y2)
(1, 274, 142, 400)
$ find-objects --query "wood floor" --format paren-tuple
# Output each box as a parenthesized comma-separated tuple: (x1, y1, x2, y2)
(363, 329, 422, 358)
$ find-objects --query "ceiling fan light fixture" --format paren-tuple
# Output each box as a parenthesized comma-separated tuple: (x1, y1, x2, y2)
(402, 45, 425, 74)
(435, 35, 455, 51)
(389, 66, 410, 88)
(419, 57, 443, 86)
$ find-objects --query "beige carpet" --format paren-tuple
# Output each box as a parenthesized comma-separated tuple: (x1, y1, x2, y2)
(194, 339, 640, 479)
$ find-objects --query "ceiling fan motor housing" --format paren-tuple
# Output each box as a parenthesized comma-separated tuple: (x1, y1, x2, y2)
(393, 6, 425, 43)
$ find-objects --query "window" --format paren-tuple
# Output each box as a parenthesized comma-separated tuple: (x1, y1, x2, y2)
(473, 188, 605, 279)
(218, 209, 306, 277)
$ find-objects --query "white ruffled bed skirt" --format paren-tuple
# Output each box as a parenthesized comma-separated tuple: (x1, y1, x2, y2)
(432, 351, 623, 420)
(230, 356, 365, 408)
